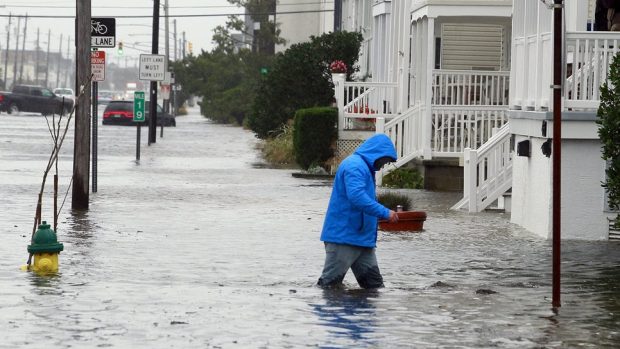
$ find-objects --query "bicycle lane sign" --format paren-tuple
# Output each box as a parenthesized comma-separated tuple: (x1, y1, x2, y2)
(91, 17, 116, 48)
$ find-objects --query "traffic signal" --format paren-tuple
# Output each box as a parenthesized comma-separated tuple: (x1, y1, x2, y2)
(117, 41, 124, 56)
(188, 41, 193, 55)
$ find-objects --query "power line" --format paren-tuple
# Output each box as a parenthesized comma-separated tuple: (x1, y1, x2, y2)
(3, 1, 332, 9)
(0, 9, 334, 19)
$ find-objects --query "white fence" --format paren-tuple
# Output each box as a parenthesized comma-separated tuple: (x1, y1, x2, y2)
(378, 105, 425, 163)
(340, 81, 398, 131)
(452, 123, 513, 212)
(432, 70, 510, 106)
(431, 106, 508, 157)
(565, 32, 620, 110)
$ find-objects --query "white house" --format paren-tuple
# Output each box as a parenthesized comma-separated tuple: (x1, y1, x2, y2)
(507, 0, 617, 240)
(275, 0, 334, 53)
(334, 0, 618, 240)
(334, 0, 512, 190)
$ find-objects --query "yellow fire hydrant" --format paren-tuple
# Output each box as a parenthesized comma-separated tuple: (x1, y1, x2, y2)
(27, 221, 64, 274)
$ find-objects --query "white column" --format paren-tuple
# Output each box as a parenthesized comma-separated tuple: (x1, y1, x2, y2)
(422, 16, 435, 159)
(399, 0, 412, 113)
(332, 73, 346, 133)
(565, 0, 588, 31)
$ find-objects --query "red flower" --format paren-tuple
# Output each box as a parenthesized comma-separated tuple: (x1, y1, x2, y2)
(330, 60, 347, 74)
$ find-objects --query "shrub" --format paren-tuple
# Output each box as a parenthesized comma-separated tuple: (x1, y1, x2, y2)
(247, 31, 363, 139)
(293, 107, 337, 170)
(262, 122, 296, 166)
(597, 53, 620, 226)
(377, 192, 412, 211)
(381, 168, 424, 189)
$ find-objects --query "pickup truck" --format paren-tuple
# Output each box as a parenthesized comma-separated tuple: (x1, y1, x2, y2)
(0, 85, 74, 116)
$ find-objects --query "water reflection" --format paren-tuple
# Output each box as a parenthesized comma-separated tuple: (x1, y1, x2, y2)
(28, 272, 63, 293)
(312, 288, 379, 348)
(3, 109, 620, 347)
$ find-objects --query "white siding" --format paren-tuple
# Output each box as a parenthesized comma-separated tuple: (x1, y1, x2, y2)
(440, 23, 503, 70)
(275, 0, 334, 53)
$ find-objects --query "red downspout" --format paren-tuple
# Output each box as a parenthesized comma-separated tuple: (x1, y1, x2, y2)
(552, 0, 563, 309)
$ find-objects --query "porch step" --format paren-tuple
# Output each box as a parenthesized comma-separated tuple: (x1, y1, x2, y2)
(607, 219, 620, 240)
(485, 191, 512, 213)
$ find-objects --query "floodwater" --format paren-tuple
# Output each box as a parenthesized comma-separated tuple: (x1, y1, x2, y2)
(1, 108, 619, 348)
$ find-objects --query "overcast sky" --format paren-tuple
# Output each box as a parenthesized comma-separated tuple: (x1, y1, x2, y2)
(1, 0, 244, 65)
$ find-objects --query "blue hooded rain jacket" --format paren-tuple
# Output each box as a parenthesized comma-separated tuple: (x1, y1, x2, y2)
(320, 134, 397, 248)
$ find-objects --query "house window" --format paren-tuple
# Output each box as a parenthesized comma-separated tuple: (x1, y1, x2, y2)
(435, 37, 441, 69)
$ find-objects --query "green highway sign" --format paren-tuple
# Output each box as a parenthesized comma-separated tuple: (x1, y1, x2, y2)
(133, 91, 145, 122)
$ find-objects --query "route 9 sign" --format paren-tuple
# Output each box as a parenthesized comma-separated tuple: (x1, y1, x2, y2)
(133, 91, 145, 122)
(91, 17, 116, 48)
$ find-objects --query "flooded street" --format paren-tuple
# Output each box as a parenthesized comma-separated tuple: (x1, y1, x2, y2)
(1, 108, 619, 348)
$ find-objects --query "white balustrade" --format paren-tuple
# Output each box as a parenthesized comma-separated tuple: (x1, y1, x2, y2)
(431, 106, 508, 156)
(432, 70, 510, 106)
(565, 32, 620, 110)
(452, 123, 513, 212)
(341, 81, 398, 131)
(381, 105, 425, 163)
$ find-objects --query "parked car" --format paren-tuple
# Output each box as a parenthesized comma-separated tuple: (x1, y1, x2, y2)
(97, 90, 114, 105)
(102, 100, 175, 126)
(1, 85, 74, 115)
(53, 87, 75, 101)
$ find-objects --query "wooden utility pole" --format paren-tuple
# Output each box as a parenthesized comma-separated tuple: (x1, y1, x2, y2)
(12, 16, 20, 88)
(182, 31, 186, 59)
(56, 34, 63, 88)
(45, 29, 51, 87)
(35, 28, 40, 84)
(18, 14, 27, 84)
(173, 19, 177, 61)
(148, 0, 160, 145)
(65, 36, 71, 88)
(72, 0, 91, 210)
(3, 14, 11, 89)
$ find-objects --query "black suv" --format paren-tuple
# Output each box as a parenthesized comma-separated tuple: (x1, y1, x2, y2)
(102, 100, 176, 126)
(0, 85, 74, 115)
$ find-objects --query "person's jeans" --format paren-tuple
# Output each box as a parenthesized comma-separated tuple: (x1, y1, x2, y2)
(317, 242, 384, 289)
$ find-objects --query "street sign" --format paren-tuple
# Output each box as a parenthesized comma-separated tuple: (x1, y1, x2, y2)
(160, 84, 170, 100)
(91, 17, 116, 48)
(162, 72, 172, 85)
(133, 91, 145, 122)
(139, 54, 166, 81)
(90, 51, 106, 81)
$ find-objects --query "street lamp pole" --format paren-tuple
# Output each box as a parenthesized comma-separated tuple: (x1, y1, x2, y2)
(552, 0, 563, 309)
(3, 13, 11, 89)
(164, 0, 170, 114)
(148, 0, 160, 145)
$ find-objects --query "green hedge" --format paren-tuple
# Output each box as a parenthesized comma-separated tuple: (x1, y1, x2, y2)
(293, 107, 337, 170)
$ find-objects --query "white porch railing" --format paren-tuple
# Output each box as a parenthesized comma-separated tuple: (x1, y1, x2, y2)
(564, 32, 620, 110)
(335, 70, 510, 165)
(377, 105, 426, 165)
(452, 123, 513, 212)
(337, 79, 398, 131)
(431, 106, 509, 157)
(432, 70, 511, 106)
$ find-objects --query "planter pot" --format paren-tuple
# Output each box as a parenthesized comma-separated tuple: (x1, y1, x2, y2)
(379, 211, 427, 232)
(331, 73, 346, 83)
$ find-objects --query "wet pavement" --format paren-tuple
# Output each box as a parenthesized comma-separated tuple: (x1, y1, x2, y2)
(1, 108, 619, 348)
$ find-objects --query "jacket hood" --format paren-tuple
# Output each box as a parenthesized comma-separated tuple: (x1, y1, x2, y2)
(354, 134, 397, 169)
